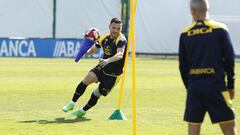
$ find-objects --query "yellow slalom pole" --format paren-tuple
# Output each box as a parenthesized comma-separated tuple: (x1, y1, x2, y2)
(117, 0, 138, 110)
(117, 0, 138, 109)
(131, 0, 137, 135)
(117, 0, 138, 134)
(134, 0, 138, 14)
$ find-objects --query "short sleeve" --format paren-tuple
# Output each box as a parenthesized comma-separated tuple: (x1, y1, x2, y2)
(95, 41, 101, 48)
(117, 39, 127, 48)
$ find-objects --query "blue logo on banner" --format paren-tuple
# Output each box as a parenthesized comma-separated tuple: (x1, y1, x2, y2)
(0, 39, 36, 57)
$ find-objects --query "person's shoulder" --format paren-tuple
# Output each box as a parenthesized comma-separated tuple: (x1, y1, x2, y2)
(99, 33, 110, 42)
(204, 20, 228, 31)
(97, 33, 110, 47)
(182, 22, 197, 34)
(116, 33, 127, 44)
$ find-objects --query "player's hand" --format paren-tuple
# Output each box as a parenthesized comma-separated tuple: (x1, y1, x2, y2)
(99, 58, 110, 68)
(228, 89, 235, 100)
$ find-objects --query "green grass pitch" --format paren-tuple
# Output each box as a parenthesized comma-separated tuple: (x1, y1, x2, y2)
(0, 58, 239, 135)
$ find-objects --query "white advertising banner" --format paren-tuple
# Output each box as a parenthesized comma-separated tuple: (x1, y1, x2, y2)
(56, 0, 121, 38)
(0, 0, 53, 38)
(135, 0, 240, 55)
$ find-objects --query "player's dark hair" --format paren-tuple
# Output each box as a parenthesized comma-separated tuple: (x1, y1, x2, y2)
(110, 17, 122, 24)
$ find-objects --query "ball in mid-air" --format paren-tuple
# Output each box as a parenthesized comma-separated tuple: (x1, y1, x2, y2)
(86, 28, 100, 41)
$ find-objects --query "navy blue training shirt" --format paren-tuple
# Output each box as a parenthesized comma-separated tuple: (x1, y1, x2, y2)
(96, 33, 127, 76)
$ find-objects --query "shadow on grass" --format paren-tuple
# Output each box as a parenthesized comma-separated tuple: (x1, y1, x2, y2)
(18, 117, 91, 124)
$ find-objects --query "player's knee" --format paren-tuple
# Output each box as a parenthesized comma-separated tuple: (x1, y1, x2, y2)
(98, 85, 110, 96)
(82, 75, 92, 85)
(82, 79, 89, 85)
(93, 88, 102, 97)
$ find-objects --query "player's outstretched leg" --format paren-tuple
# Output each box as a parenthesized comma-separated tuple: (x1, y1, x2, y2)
(62, 71, 98, 113)
(72, 81, 88, 102)
(62, 81, 87, 112)
(71, 89, 101, 117)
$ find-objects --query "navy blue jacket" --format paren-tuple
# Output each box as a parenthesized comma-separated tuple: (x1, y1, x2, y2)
(179, 20, 235, 90)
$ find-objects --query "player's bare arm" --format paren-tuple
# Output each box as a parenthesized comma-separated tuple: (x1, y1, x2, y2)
(86, 45, 100, 55)
(99, 47, 125, 68)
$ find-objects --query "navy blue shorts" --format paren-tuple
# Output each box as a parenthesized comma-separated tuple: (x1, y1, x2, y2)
(184, 78, 235, 124)
(90, 65, 120, 96)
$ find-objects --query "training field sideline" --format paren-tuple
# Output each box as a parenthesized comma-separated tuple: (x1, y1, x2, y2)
(0, 58, 239, 135)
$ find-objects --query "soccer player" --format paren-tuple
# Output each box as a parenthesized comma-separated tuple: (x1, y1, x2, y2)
(179, 0, 237, 135)
(62, 18, 127, 117)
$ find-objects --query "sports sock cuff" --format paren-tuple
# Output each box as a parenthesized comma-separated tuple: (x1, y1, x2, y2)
(93, 90, 102, 97)
(81, 81, 88, 87)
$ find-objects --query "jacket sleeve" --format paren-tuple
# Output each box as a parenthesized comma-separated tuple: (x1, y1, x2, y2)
(221, 29, 235, 89)
(179, 34, 190, 89)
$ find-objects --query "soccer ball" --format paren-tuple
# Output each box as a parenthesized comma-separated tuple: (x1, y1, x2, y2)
(85, 28, 100, 41)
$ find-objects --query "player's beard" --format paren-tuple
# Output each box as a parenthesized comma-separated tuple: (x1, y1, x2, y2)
(110, 32, 119, 39)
